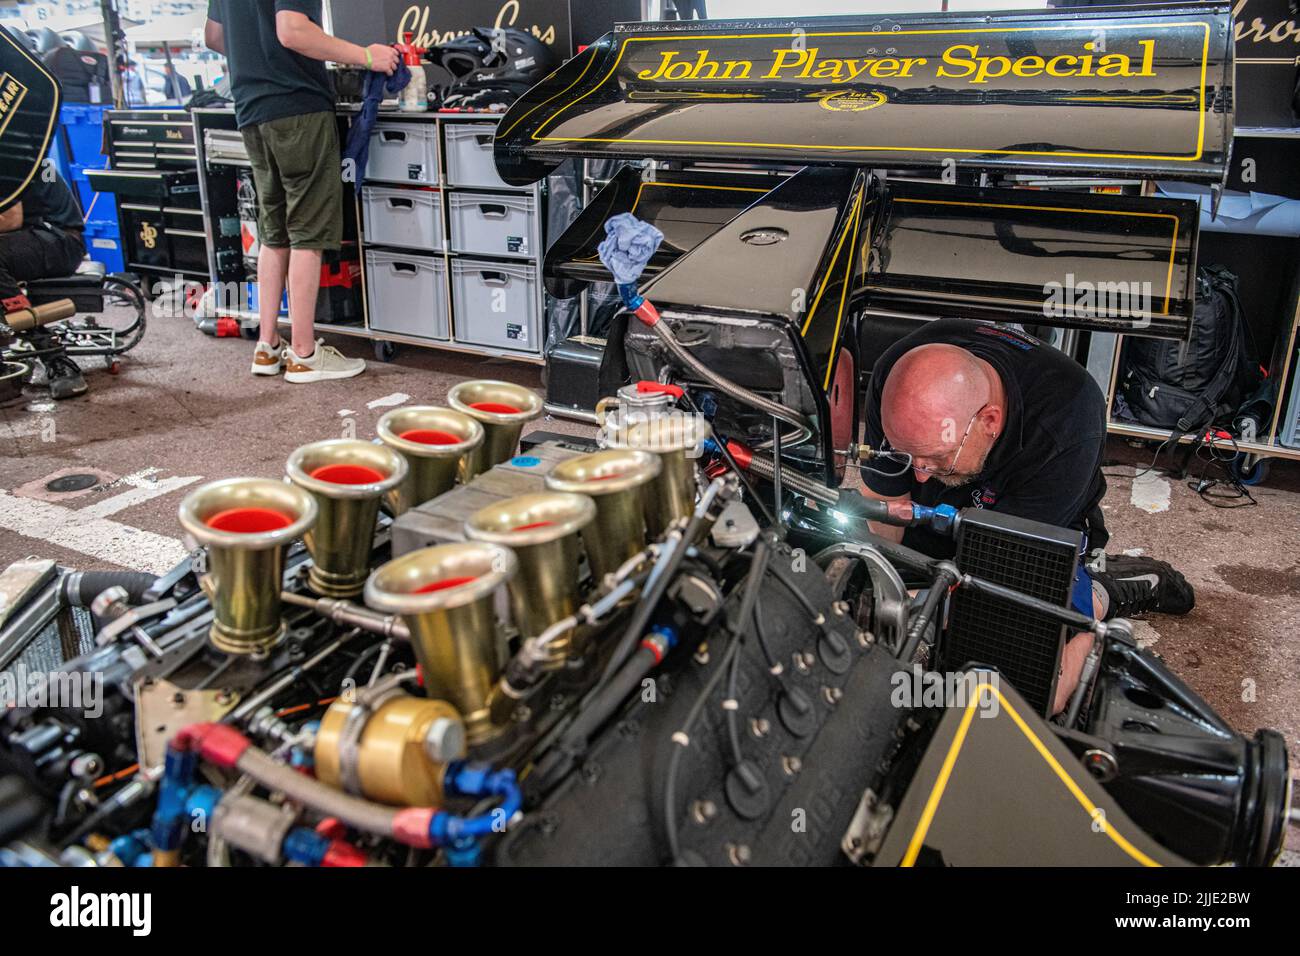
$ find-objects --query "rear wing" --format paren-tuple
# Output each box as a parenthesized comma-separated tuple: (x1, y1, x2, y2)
(495, 3, 1234, 187)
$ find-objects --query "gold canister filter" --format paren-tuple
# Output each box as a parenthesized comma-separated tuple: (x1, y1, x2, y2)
(177, 477, 318, 655)
(364, 542, 517, 745)
(544, 449, 661, 583)
(446, 379, 543, 475)
(376, 406, 484, 514)
(464, 492, 596, 659)
(600, 410, 710, 537)
(286, 439, 408, 599)
(314, 695, 465, 806)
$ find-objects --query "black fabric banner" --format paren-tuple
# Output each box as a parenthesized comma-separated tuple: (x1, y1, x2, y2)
(0, 25, 61, 212)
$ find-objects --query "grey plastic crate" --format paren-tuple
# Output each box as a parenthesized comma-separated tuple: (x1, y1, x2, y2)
(451, 257, 539, 352)
(366, 122, 438, 186)
(362, 185, 443, 251)
(444, 122, 511, 189)
(448, 191, 536, 258)
(365, 248, 448, 340)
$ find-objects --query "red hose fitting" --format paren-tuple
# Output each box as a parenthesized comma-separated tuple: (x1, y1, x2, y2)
(322, 840, 369, 867)
(632, 299, 660, 327)
(391, 807, 437, 848)
(726, 440, 753, 469)
(171, 722, 251, 769)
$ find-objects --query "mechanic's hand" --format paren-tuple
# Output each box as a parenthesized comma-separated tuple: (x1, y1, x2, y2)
(365, 44, 399, 75)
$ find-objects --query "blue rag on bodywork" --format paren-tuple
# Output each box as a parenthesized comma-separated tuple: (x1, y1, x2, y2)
(597, 213, 665, 286)
(342, 62, 412, 195)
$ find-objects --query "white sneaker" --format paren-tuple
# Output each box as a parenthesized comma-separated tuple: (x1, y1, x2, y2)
(283, 339, 366, 383)
(250, 339, 284, 376)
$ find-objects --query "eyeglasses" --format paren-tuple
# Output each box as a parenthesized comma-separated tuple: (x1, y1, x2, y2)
(875, 403, 988, 479)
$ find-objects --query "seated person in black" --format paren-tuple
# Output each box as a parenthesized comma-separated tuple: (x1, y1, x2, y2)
(1, 169, 89, 398)
(861, 319, 1193, 714)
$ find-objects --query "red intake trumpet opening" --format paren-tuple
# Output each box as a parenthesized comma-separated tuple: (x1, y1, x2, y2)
(206, 507, 294, 534)
(310, 463, 388, 485)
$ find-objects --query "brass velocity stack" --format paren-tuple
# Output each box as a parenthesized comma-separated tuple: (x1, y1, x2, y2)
(178, 477, 318, 655)
(376, 405, 484, 514)
(545, 449, 661, 582)
(364, 542, 517, 745)
(601, 411, 711, 537)
(464, 492, 596, 658)
(447, 379, 543, 474)
(286, 439, 408, 599)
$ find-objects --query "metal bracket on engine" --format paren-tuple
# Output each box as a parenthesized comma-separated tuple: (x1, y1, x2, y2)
(133, 677, 240, 772)
(841, 788, 894, 865)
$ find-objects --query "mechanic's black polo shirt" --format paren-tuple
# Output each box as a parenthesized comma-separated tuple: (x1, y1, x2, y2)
(862, 319, 1108, 559)
(207, 0, 333, 129)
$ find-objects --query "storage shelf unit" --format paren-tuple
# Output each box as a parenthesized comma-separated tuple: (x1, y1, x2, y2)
(357, 113, 546, 365)
(1090, 126, 1300, 466)
(191, 108, 546, 365)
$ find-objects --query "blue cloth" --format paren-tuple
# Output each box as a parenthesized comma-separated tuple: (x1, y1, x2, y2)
(1070, 564, 1095, 617)
(341, 62, 411, 195)
(597, 213, 664, 285)
(1070, 534, 1095, 617)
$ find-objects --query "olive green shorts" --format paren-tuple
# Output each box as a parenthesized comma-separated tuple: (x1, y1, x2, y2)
(240, 110, 341, 251)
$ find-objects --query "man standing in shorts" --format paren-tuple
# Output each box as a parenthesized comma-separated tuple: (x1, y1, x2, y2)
(204, 2, 397, 382)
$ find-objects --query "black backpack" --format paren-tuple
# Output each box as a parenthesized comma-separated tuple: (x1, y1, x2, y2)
(1119, 265, 1258, 434)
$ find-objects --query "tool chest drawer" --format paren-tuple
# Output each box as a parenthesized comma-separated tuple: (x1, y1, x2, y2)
(366, 122, 439, 186)
(365, 248, 449, 340)
(362, 185, 443, 252)
(451, 258, 539, 352)
(444, 122, 513, 189)
(447, 191, 537, 258)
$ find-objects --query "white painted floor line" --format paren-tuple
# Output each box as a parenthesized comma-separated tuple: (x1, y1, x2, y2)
(0, 491, 189, 574)
(1131, 620, 1161, 650)
(365, 392, 410, 410)
(0, 419, 53, 442)
(1130, 470, 1171, 514)
(78, 474, 202, 520)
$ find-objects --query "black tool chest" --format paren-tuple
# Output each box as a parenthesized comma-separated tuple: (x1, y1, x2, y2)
(84, 109, 206, 285)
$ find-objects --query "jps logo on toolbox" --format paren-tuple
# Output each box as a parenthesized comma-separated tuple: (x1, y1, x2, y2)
(49, 886, 152, 937)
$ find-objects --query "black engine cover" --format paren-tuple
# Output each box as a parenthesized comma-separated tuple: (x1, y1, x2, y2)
(494, 555, 907, 866)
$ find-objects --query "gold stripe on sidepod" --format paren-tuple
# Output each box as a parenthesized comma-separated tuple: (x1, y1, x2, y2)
(900, 682, 1162, 867)
(797, 189, 864, 391)
(892, 197, 1182, 315)
(0, 32, 59, 209)
(533, 22, 1212, 163)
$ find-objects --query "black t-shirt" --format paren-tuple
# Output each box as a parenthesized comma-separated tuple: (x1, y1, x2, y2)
(21, 172, 83, 232)
(862, 319, 1108, 559)
(207, 0, 333, 129)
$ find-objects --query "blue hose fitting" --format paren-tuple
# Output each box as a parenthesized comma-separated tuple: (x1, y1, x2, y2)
(282, 828, 330, 867)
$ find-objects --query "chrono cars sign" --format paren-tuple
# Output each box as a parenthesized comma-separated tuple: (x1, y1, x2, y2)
(331, 0, 570, 56)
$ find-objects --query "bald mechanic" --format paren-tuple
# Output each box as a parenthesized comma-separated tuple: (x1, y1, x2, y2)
(861, 319, 1194, 714)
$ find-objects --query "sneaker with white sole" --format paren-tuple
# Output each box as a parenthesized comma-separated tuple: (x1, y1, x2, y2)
(1091, 554, 1195, 618)
(283, 340, 366, 383)
(251, 340, 284, 376)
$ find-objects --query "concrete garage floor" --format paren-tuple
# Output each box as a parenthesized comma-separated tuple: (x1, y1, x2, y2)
(3, 309, 1299, 854)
